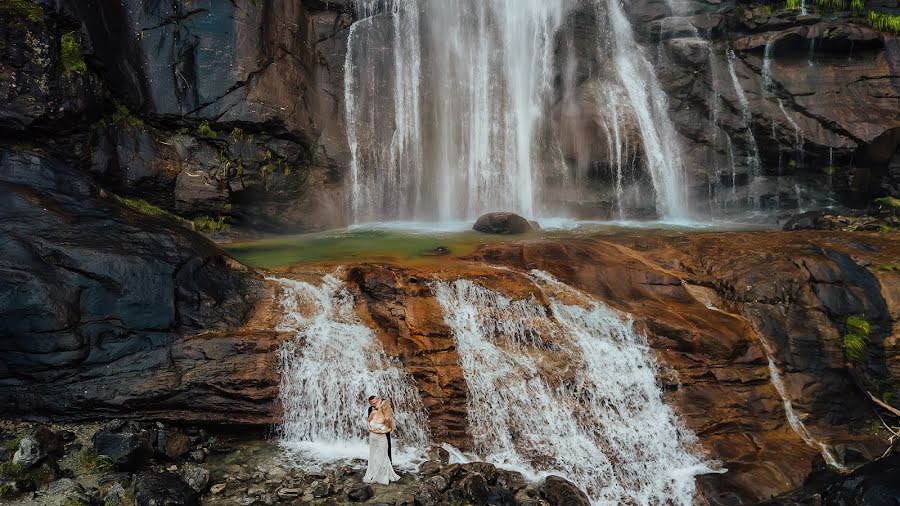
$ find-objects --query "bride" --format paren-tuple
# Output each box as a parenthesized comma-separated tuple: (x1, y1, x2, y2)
(363, 397, 400, 485)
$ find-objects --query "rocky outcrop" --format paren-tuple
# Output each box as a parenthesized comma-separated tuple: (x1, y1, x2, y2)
(1, 0, 355, 235)
(624, 0, 900, 211)
(0, 149, 271, 423)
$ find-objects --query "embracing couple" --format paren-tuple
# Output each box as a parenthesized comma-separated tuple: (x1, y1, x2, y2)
(363, 395, 400, 485)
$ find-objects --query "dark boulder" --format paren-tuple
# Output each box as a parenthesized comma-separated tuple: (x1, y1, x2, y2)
(156, 430, 192, 461)
(473, 213, 536, 235)
(822, 452, 900, 505)
(93, 429, 153, 472)
(539, 476, 590, 506)
(348, 483, 373, 502)
(133, 472, 198, 506)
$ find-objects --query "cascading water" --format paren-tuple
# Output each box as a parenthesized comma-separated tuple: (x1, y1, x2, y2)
(433, 271, 715, 504)
(272, 275, 430, 466)
(345, 0, 690, 222)
(346, 0, 564, 222)
(726, 49, 762, 177)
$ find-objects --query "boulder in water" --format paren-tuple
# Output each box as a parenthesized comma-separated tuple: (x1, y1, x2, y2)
(473, 212, 536, 234)
(540, 476, 590, 506)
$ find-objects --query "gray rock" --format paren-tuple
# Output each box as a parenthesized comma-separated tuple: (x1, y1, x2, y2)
(309, 479, 333, 498)
(104, 482, 127, 506)
(13, 427, 63, 468)
(424, 475, 448, 492)
(180, 464, 211, 493)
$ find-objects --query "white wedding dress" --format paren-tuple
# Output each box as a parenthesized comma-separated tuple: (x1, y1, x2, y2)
(363, 426, 400, 485)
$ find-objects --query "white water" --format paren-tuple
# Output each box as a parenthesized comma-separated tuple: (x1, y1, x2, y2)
(726, 49, 762, 176)
(346, 0, 689, 222)
(272, 275, 430, 469)
(433, 271, 715, 505)
(346, 0, 563, 222)
(596, 0, 689, 218)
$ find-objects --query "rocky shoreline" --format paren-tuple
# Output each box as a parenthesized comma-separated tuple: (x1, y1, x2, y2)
(0, 420, 598, 506)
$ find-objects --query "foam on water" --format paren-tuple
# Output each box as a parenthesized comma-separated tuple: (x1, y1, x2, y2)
(271, 275, 430, 469)
(433, 271, 717, 505)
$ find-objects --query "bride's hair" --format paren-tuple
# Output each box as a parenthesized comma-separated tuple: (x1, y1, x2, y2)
(381, 398, 394, 431)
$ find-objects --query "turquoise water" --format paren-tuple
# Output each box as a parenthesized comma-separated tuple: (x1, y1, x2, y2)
(223, 219, 765, 269)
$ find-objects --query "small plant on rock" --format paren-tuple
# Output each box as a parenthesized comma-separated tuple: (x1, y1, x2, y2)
(61, 31, 87, 74)
(843, 315, 871, 363)
(868, 11, 900, 35)
(193, 216, 230, 233)
(197, 121, 218, 139)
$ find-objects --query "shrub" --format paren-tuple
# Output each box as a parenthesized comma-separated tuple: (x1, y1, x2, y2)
(197, 121, 218, 139)
(843, 315, 871, 363)
(61, 31, 87, 74)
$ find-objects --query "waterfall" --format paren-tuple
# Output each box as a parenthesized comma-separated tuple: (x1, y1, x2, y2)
(433, 271, 714, 504)
(602, 0, 688, 218)
(272, 275, 430, 466)
(345, 0, 564, 222)
(345, 0, 690, 222)
(726, 50, 762, 176)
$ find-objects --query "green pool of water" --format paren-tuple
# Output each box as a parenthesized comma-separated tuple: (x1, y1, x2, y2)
(222, 218, 767, 269)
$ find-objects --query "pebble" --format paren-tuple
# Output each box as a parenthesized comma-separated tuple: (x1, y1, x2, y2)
(210, 483, 226, 494)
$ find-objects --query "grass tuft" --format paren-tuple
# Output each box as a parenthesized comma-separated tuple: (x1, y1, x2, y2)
(193, 216, 231, 233)
(868, 11, 900, 35)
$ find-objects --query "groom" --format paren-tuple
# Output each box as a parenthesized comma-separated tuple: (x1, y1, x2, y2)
(368, 395, 392, 463)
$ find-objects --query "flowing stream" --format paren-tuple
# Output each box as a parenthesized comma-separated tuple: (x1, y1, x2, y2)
(345, 0, 689, 222)
(433, 271, 714, 504)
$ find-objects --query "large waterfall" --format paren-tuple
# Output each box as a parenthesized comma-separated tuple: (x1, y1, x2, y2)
(345, 0, 689, 222)
(433, 271, 712, 504)
(273, 275, 430, 466)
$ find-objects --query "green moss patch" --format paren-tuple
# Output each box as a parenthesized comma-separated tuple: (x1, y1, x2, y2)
(61, 31, 87, 74)
(0, 0, 45, 26)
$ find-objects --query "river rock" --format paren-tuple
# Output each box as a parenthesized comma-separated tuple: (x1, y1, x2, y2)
(156, 430, 192, 461)
(473, 212, 536, 234)
(93, 429, 153, 472)
(13, 426, 63, 468)
(539, 476, 590, 506)
(180, 464, 211, 493)
(347, 483, 373, 502)
(133, 472, 198, 506)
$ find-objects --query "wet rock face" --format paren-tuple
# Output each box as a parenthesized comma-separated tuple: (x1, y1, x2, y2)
(0, 150, 270, 423)
(569, 0, 900, 211)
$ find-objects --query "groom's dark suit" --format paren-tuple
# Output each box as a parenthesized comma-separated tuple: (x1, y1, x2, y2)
(367, 406, 392, 463)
